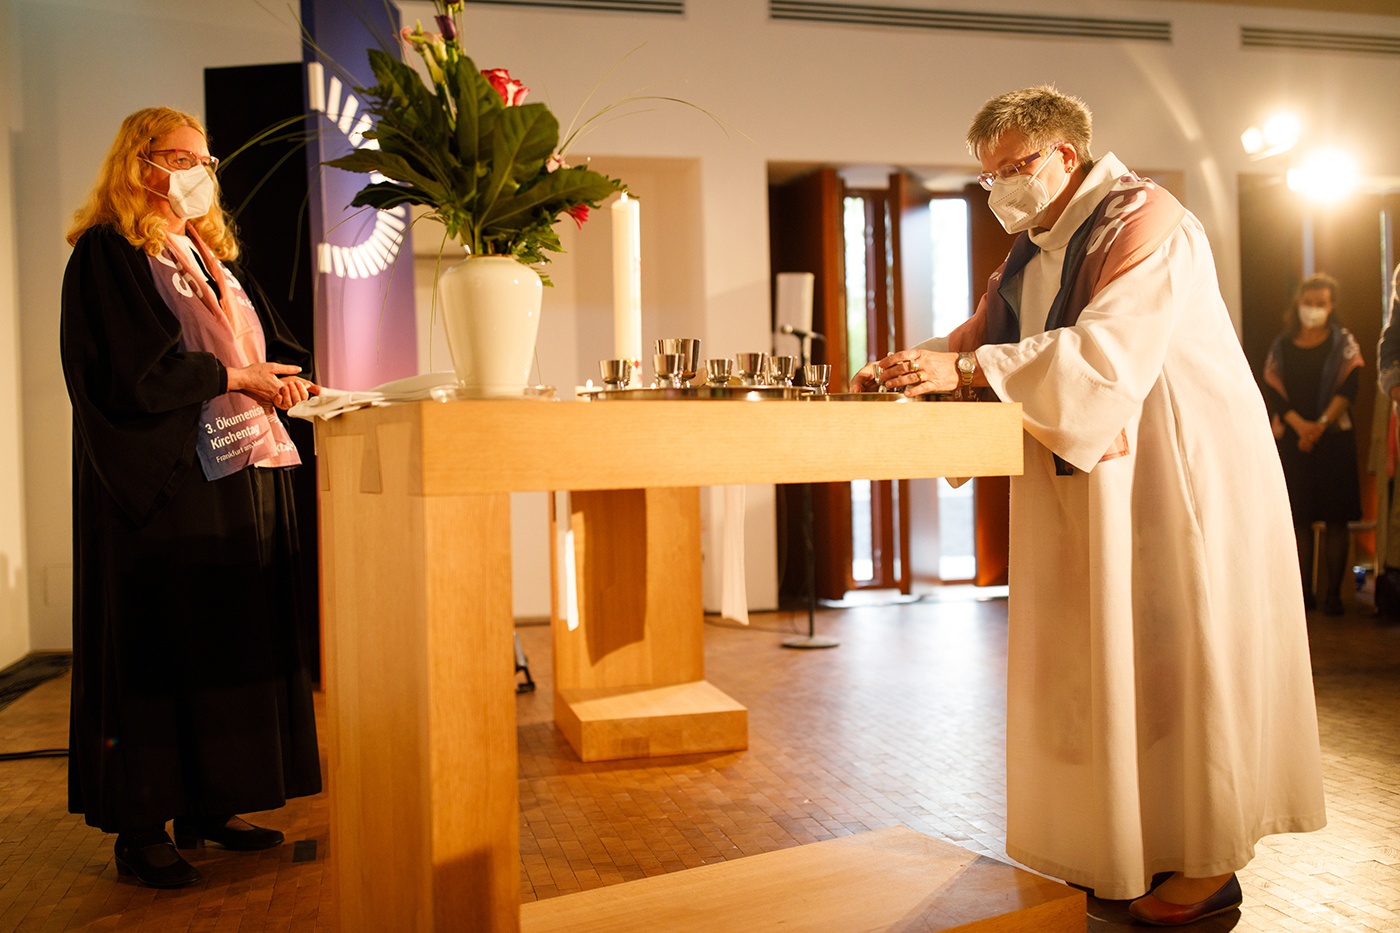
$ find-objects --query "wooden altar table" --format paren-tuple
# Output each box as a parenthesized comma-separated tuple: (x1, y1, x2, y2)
(315, 398, 1022, 932)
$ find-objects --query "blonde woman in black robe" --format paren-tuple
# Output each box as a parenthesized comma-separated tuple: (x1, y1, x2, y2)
(61, 107, 321, 888)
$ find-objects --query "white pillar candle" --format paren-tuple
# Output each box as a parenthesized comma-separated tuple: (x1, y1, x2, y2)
(611, 193, 642, 385)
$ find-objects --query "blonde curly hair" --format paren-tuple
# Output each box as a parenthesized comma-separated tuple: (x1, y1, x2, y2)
(66, 106, 239, 261)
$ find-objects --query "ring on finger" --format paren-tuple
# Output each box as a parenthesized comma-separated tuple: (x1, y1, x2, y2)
(908, 359, 919, 373)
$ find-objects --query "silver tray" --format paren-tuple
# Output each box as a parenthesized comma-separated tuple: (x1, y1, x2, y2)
(804, 391, 935, 402)
(584, 385, 812, 401)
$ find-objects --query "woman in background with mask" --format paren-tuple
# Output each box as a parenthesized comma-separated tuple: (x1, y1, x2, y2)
(60, 107, 322, 888)
(1263, 272, 1364, 615)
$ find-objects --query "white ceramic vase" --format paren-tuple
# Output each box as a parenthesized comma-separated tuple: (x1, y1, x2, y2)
(437, 254, 543, 397)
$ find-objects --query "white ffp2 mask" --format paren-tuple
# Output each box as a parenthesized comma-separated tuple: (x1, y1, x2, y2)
(1298, 305, 1330, 329)
(147, 161, 215, 220)
(987, 152, 1071, 234)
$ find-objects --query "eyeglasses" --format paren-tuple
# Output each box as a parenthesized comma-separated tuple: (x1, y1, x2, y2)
(977, 143, 1063, 191)
(149, 148, 219, 171)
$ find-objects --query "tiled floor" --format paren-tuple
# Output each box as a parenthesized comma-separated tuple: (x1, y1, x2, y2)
(2, 591, 1398, 931)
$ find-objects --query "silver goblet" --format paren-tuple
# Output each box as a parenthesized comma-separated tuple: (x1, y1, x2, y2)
(705, 358, 733, 386)
(803, 364, 832, 394)
(653, 352, 683, 388)
(658, 338, 701, 387)
(734, 352, 769, 386)
(599, 358, 632, 389)
(769, 355, 798, 387)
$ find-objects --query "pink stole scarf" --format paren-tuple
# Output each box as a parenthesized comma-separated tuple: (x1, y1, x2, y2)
(945, 169, 1186, 474)
(147, 230, 300, 480)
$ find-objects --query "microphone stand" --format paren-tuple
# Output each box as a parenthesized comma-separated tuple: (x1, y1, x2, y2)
(779, 326, 838, 649)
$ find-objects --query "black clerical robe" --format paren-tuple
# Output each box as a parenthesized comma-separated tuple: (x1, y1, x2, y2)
(61, 225, 321, 833)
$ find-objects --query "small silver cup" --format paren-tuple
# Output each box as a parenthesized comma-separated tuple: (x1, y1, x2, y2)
(769, 355, 798, 387)
(599, 358, 632, 389)
(803, 364, 832, 394)
(653, 352, 683, 388)
(658, 338, 701, 387)
(705, 358, 733, 386)
(734, 352, 769, 386)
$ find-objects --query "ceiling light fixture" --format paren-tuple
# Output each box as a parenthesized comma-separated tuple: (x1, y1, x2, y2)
(1241, 110, 1301, 159)
(1286, 148, 1360, 204)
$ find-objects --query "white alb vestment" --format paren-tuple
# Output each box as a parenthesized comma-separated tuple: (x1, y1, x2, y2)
(930, 154, 1326, 898)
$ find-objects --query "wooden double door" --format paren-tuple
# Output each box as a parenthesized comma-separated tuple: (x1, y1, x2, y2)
(769, 168, 1014, 601)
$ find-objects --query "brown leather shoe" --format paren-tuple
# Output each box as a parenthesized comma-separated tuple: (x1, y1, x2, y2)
(1127, 873, 1241, 926)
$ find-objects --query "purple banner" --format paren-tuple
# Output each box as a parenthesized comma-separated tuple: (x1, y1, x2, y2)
(301, 0, 417, 390)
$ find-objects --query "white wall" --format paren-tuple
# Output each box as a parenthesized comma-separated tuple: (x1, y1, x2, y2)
(0, 0, 31, 670)
(9, 0, 1400, 648)
(11, 0, 302, 650)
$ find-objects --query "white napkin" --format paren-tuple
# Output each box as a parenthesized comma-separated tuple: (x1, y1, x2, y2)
(289, 372, 459, 420)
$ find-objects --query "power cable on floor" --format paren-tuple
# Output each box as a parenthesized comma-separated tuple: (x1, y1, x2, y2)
(0, 748, 69, 761)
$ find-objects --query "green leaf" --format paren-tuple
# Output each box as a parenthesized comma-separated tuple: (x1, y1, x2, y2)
(365, 49, 429, 115)
(449, 55, 502, 185)
(478, 104, 559, 218)
(327, 148, 450, 206)
(481, 166, 622, 233)
(349, 181, 437, 211)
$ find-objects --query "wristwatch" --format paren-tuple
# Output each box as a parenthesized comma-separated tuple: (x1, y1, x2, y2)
(956, 352, 977, 400)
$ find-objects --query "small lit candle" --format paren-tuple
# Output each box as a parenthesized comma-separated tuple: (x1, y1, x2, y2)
(611, 193, 642, 385)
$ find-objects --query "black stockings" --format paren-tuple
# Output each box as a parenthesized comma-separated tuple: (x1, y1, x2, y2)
(1296, 521, 1350, 605)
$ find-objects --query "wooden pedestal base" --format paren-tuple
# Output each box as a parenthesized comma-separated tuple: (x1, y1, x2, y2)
(552, 487, 750, 761)
(519, 826, 1084, 932)
(554, 680, 748, 761)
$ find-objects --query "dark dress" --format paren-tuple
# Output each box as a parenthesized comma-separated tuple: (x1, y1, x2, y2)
(1264, 335, 1362, 525)
(60, 225, 321, 833)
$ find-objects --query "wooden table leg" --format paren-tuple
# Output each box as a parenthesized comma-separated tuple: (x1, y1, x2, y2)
(319, 421, 520, 932)
(551, 486, 747, 762)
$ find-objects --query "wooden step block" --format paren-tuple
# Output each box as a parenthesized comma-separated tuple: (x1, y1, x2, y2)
(554, 679, 748, 762)
(520, 826, 1084, 933)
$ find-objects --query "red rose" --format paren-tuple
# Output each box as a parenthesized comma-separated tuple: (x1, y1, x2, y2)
(481, 68, 529, 106)
(565, 204, 590, 228)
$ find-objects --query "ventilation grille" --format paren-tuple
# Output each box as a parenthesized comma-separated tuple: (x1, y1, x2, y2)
(468, 0, 683, 13)
(1242, 25, 1400, 57)
(770, 1, 1170, 42)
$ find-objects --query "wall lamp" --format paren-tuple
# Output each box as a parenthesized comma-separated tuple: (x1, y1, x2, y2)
(1241, 112, 1302, 160)
(1286, 148, 1361, 204)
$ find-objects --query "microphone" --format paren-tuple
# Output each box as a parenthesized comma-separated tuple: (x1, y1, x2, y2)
(779, 323, 826, 341)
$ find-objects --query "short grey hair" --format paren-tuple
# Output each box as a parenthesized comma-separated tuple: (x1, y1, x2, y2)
(966, 85, 1094, 162)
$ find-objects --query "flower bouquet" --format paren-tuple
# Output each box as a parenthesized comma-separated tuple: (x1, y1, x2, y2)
(327, 0, 625, 275)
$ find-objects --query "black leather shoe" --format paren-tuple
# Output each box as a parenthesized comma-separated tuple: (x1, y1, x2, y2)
(173, 815, 285, 851)
(114, 829, 202, 888)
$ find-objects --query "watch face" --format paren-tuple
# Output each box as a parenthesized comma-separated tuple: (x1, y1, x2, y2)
(957, 356, 975, 374)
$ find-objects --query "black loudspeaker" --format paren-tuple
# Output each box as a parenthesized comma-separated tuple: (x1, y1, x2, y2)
(205, 62, 322, 681)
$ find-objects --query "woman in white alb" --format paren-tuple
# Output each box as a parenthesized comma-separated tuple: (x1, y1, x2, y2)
(854, 86, 1326, 925)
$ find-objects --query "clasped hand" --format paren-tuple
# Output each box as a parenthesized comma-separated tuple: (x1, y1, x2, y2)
(227, 362, 322, 410)
(1295, 419, 1325, 453)
(850, 349, 958, 396)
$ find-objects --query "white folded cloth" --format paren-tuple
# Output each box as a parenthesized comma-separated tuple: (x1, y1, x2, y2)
(720, 485, 750, 625)
(289, 372, 459, 420)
